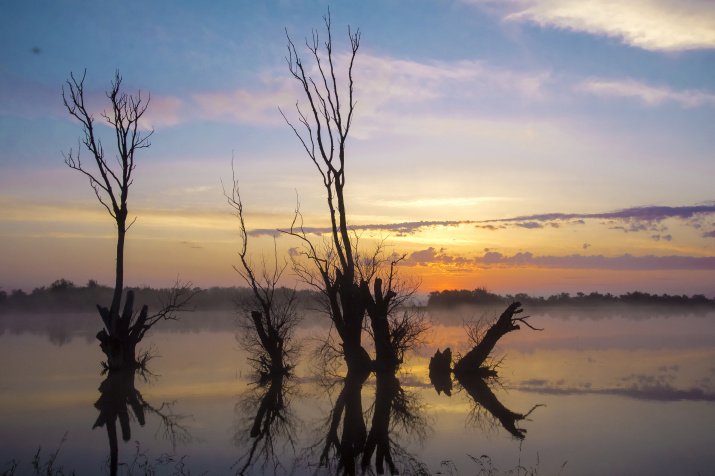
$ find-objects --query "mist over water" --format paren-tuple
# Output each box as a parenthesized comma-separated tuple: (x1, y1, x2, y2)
(1, 305, 714, 475)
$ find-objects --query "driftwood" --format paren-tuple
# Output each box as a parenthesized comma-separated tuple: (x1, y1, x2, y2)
(427, 301, 543, 439)
(454, 301, 540, 377)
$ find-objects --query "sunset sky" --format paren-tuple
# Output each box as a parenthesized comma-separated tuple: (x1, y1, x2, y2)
(1, 0, 714, 297)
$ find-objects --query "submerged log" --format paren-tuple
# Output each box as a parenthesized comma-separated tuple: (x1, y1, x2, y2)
(453, 301, 530, 377)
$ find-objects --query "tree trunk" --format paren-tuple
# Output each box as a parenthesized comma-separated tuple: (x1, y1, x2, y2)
(453, 302, 523, 377)
(96, 290, 147, 370)
(111, 221, 126, 318)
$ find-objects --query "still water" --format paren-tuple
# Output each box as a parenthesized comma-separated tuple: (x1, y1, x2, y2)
(1, 307, 714, 475)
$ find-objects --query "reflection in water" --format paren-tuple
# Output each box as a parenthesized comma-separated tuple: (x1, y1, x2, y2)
(313, 369, 428, 476)
(3, 305, 712, 475)
(456, 373, 541, 439)
(233, 371, 300, 475)
(316, 372, 369, 475)
(92, 367, 191, 476)
(362, 371, 428, 474)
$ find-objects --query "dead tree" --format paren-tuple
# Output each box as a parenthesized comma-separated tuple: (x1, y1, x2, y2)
(282, 12, 424, 377)
(63, 71, 193, 369)
(224, 163, 301, 378)
(429, 302, 541, 391)
(453, 301, 541, 377)
(281, 11, 371, 376)
(63, 70, 151, 318)
(95, 283, 196, 370)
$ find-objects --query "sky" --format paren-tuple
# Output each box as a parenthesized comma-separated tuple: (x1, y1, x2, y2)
(1, 0, 714, 297)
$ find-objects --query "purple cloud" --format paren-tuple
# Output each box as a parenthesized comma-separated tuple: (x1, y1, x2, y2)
(248, 220, 475, 238)
(401, 248, 715, 270)
(516, 221, 543, 229)
(479, 205, 715, 224)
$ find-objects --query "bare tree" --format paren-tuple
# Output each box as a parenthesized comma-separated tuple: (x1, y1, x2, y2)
(280, 11, 370, 376)
(63, 71, 194, 370)
(63, 70, 151, 317)
(224, 163, 301, 377)
(282, 11, 424, 376)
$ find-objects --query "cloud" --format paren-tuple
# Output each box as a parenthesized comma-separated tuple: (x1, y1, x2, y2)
(703, 230, 715, 238)
(466, 0, 715, 51)
(578, 79, 715, 108)
(517, 379, 715, 402)
(244, 204, 714, 240)
(516, 221, 544, 229)
(651, 234, 673, 242)
(353, 53, 553, 110)
(139, 95, 185, 129)
(477, 204, 715, 233)
(400, 248, 715, 270)
(193, 77, 297, 126)
(583, 243, 591, 249)
(246, 220, 474, 238)
(404, 247, 470, 266)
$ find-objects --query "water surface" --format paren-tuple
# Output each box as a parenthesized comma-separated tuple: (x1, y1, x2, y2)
(1, 307, 714, 475)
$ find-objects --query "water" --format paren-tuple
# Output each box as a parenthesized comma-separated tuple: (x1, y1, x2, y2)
(1, 307, 714, 475)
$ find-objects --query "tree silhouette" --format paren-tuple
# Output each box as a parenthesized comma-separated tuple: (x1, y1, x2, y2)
(63, 70, 151, 318)
(224, 162, 302, 378)
(281, 11, 423, 377)
(63, 71, 194, 370)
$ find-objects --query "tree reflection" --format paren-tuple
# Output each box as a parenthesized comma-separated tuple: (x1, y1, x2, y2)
(457, 373, 541, 439)
(361, 372, 428, 474)
(429, 301, 543, 439)
(92, 367, 191, 476)
(232, 371, 300, 475)
(312, 368, 428, 476)
(315, 372, 369, 475)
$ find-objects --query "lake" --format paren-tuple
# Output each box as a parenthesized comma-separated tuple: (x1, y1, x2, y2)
(1, 306, 714, 475)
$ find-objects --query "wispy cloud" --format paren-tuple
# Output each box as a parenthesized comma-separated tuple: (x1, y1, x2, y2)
(477, 205, 715, 234)
(353, 53, 552, 108)
(248, 220, 475, 238)
(465, 0, 715, 51)
(242, 204, 715, 239)
(578, 79, 715, 108)
(193, 77, 297, 126)
(517, 377, 715, 402)
(402, 248, 715, 270)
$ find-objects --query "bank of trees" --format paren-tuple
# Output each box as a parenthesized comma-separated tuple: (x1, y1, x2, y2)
(427, 288, 715, 308)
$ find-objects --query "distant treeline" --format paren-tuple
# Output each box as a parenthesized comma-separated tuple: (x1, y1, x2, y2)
(3, 280, 715, 314)
(427, 288, 715, 308)
(0, 279, 321, 314)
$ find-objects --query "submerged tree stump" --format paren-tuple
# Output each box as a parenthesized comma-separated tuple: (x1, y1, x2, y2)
(95, 290, 149, 370)
(453, 301, 526, 377)
(428, 348, 453, 396)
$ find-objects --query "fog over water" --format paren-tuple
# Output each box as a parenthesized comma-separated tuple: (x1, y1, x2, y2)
(1, 305, 714, 475)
